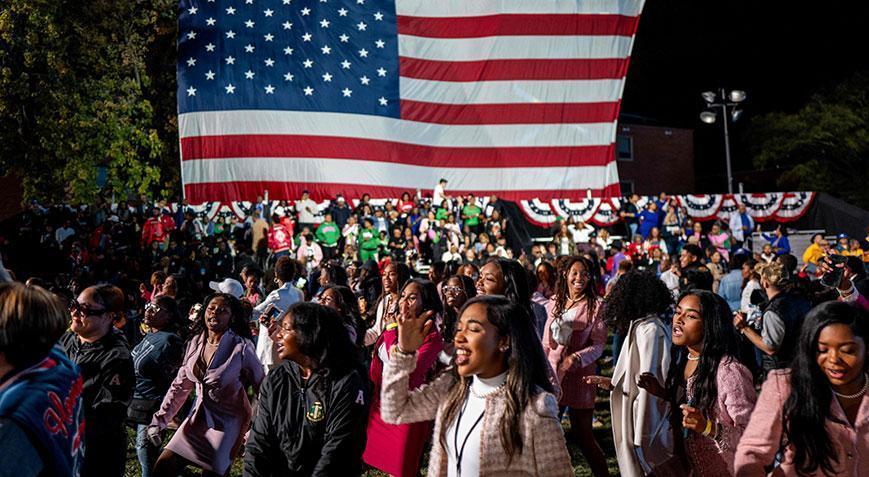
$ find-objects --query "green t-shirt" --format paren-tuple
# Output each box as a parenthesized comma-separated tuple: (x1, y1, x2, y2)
(462, 204, 482, 226)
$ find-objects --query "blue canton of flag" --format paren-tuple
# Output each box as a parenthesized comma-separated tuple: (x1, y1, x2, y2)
(177, 0, 400, 117)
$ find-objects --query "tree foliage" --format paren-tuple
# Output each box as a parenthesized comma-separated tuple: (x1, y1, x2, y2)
(750, 73, 869, 208)
(0, 0, 179, 204)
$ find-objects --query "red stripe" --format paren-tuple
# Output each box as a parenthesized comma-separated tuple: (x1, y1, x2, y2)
(185, 181, 622, 204)
(181, 135, 615, 168)
(400, 100, 620, 125)
(397, 14, 639, 38)
(399, 57, 630, 82)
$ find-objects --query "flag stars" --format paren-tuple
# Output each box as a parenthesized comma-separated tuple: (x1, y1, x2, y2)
(187, 86, 197, 96)
(303, 86, 314, 96)
(376, 67, 387, 77)
(302, 32, 312, 42)
(225, 6, 236, 15)
(303, 59, 314, 68)
(282, 0, 291, 4)
(357, 0, 365, 4)
(264, 33, 274, 41)
(378, 97, 388, 106)
(300, 7, 311, 15)
(357, 22, 367, 31)
(186, 31, 197, 40)
(245, 0, 253, 4)
(342, 88, 352, 97)
(225, 56, 236, 64)
(205, 43, 216, 52)
(188, 6, 198, 15)
(284, 72, 294, 81)
(283, 46, 294, 55)
(322, 72, 333, 82)
(206, 17, 216, 26)
(359, 75, 370, 85)
(244, 44, 255, 53)
(374, 12, 384, 21)
(375, 39, 385, 49)
(263, 9, 274, 17)
(358, 48, 369, 58)
(340, 60, 351, 69)
(186, 57, 197, 67)
(205, 70, 216, 80)
(339, 34, 349, 43)
(321, 45, 332, 54)
(245, 70, 255, 79)
(225, 30, 236, 39)
(264, 84, 275, 94)
(282, 21, 293, 30)
(320, 19, 330, 28)
(338, 8, 348, 16)
(225, 84, 236, 94)
(245, 19, 255, 28)
(264, 58, 275, 67)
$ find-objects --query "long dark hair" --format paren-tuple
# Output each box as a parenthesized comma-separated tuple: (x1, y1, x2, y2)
(439, 275, 476, 342)
(602, 271, 672, 335)
(284, 302, 362, 376)
(190, 293, 252, 340)
(152, 295, 187, 339)
(551, 256, 598, 319)
(438, 295, 554, 462)
(400, 278, 443, 318)
(664, 289, 754, 465)
(369, 262, 410, 323)
(485, 258, 532, 318)
(784, 301, 868, 476)
(322, 284, 364, 345)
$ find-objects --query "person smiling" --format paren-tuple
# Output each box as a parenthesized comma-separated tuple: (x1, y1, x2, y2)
(380, 295, 573, 476)
(244, 302, 369, 476)
(148, 293, 264, 477)
(639, 290, 756, 476)
(736, 301, 869, 476)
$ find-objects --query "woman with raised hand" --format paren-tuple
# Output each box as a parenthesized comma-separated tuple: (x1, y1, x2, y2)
(585, 270, 674, 477)
(149, 293, 264, 477)
(542, 255, 609, 477)
(638, 290, 756, 476)
(736, 301, 869, 476)
(381, 295, 573, 476)
(363, 278, 444, 477)
(244, 302, 369, 476)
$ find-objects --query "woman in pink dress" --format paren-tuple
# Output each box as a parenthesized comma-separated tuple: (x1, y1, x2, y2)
(639, 290, 756, 477)
(148, 293, 264, 477)
(542, 255, 609, 477)
(363, 278, 444, 477)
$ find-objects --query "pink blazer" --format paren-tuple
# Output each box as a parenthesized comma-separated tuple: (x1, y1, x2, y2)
(151, 330, 264, 475)
(735, 369, 869, 477)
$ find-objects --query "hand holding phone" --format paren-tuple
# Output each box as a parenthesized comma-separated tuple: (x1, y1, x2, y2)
(259, 304, 281, 326)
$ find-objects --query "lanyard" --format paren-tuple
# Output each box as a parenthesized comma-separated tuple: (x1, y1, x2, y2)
(454, 398, 485, 477)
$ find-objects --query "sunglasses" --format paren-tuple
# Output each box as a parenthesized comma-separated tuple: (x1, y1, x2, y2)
(145, 302, 162, 313)
(69, 300, 106, 317)
(443, 286, 465, 295)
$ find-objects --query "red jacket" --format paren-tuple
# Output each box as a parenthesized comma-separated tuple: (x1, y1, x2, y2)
(267, 224, 293, 253)
(141, 217, 165, 246)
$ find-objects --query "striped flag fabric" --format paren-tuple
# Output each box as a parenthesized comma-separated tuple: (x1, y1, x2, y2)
(177, 0, 645, 203)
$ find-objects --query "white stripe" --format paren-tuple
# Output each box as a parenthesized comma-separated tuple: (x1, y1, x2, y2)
(398, 34, 634, 61)
(396, 0, 645, 17)
(182, 157, 620, 191)
(179, 110, 616, 147)
(400, 78, 624, 105)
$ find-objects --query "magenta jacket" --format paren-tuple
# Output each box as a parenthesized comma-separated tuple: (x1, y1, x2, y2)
(151, 330, 264, 475)
(735, 369, 869, 477)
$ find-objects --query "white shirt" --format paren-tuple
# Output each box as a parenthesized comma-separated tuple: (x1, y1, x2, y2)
(433, 184, 446, 207)
(295, 198, 318, 223)
(446, 372, 507, 477)
(254, 283, 303, 368)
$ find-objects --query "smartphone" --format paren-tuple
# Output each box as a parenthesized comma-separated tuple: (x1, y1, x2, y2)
(820, 254, 849, 288)
(295, 277, 307, 289)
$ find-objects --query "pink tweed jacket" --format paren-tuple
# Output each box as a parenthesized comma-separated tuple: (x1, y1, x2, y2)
(380, 347, 574, 476)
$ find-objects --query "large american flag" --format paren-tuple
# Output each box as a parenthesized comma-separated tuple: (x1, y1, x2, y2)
(178, 0, 645, 203)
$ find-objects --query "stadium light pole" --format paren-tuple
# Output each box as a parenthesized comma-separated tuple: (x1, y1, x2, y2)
(699, 88, 746, 194)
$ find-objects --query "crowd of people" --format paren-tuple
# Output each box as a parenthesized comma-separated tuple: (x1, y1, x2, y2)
(1, 188, 869, 477)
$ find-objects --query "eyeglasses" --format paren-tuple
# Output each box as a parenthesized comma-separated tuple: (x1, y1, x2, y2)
(145, 302, 162, 313)
(69, 300, 106, 317)
(443, 286, 465, 296)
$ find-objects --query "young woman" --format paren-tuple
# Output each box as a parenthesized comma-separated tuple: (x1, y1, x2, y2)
(381, 295, 573, 475)
(639, 290, 757, 476)
(735, 301, 869, 476)
(149, 293, 264, 477)
(476, 257, 544, 336)
(707, 222, 731, 263)
(130, 296, 185, 477)
(363, 262, 410, 346)
(542, 256, 609, 477)
(244, 302, 369, 475)
(439, 274, 477, 365)
(240, 265, 263, 307)
(586, 271, 674, 477)
(318, 284, 364, 346)
(364, 279, 445, 477)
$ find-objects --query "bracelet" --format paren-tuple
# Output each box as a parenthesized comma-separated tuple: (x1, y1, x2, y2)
(395, 344, 416, 356)
(702, 419, 713, 437)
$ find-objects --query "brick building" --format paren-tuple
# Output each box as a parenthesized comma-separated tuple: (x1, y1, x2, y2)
(614, 120, 695, 195)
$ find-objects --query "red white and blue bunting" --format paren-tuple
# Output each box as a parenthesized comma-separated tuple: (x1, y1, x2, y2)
(520, 192, 815, 228)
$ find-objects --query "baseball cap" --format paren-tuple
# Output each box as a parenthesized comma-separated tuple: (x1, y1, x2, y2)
(209, 278, 245, 299)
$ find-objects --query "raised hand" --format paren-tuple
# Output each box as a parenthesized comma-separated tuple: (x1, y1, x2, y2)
(397, 309, 435, 354)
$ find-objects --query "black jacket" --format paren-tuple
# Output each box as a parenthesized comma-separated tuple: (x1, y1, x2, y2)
(59, 329, 134, 477)
(244, 360, 370, 477)
(760, 290, 811, 372)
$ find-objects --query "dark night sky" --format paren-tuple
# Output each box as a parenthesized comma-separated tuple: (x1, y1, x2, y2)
(619, 0, 869, 193)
